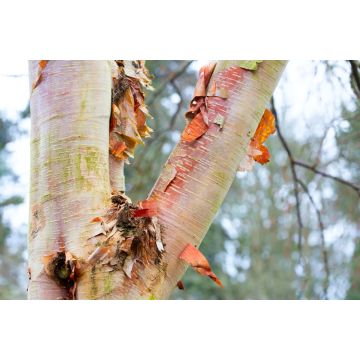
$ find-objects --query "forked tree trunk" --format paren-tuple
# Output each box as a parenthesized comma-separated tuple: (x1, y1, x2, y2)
(28, 60, 286, 299)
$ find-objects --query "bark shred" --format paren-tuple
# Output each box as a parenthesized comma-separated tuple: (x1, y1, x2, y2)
(86, 193, 165, 280)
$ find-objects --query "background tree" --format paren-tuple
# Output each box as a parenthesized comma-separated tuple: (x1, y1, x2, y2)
(0, 112, 25, 299)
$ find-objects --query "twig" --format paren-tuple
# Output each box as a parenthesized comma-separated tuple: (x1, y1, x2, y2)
(169, 79, 184, 129)
(0, 74, 28, 77)
(272, 94, 359, 299)
(147, 61, 193, 106)
(312, 118, 339, 168)
(298, 179, 330, 299)
(293, 160, 360, 196)
(271, 97, 304, 254)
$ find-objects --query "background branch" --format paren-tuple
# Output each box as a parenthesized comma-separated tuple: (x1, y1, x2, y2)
(147, 61, 193, 106)
(298, 179, 329, 299)
(293, 160, 360, 196)
(271, 97, 304, 254)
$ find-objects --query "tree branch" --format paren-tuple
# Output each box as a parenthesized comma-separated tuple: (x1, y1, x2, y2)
(271, 90, 360, 299)
(146, 78, 185, 146)
(147, 61, 193, 106)
(298, 179, 329, 299)
(271, 97, 304, 254)
(293, 160, 360, 196)
(169, 79, 184, 130)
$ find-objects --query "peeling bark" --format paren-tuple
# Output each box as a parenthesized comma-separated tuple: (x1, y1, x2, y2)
(28, 60, 286, 300)
(148, 61, 287, 298)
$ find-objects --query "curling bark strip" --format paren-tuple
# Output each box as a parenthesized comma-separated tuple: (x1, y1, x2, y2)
(28, 61, 112, 299)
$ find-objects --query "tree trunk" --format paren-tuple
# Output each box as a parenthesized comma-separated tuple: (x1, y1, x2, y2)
(28, 60, 286, 299)
(28, 61, 112, 299)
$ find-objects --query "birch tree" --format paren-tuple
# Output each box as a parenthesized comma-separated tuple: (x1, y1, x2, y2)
(28, 60, 286, 299)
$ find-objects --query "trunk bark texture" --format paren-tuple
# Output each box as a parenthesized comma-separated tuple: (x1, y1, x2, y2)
(28, 61, 112, 299)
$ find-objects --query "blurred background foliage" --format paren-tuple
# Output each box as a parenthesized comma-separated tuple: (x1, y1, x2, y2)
(0, 111, 26, 299)
(0, 60, 359, 299)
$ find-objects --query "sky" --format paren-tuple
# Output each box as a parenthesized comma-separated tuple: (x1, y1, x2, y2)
(0, 60, 30, 232)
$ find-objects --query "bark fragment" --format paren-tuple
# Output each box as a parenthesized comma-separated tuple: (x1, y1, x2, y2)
(156, 164, 177, 192)
(85, 193, 164, 281)
(109, 61, 153, 161)
(181, 63, 239, 142)
(238, 108, 276, 171)
(133, 199, 158, 218)
(179, 243, 223, 287)
(31, 60, 49, 92)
